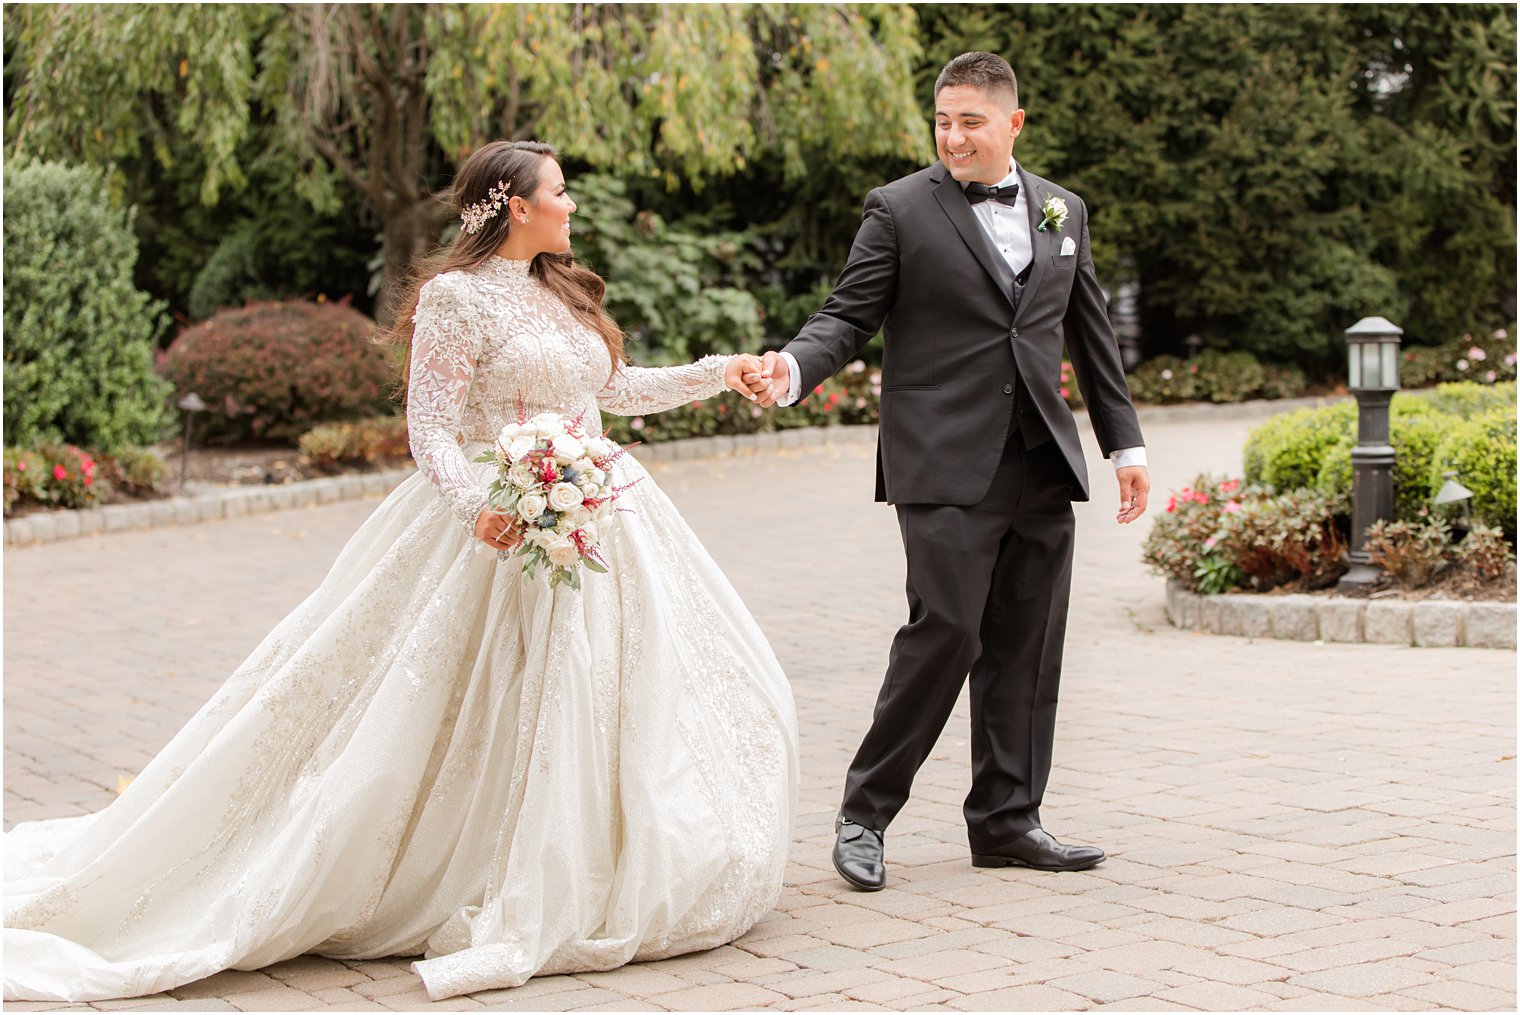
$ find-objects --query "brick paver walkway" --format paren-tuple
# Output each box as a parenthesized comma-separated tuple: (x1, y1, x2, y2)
(5, 409, 1515, 1012)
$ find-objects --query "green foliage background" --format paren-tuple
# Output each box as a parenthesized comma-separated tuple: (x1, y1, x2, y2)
(3, 161, 173, 451)
(4, 3, 1515, 375)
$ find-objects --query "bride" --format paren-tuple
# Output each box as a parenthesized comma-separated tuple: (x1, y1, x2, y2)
(5, 139, 799, 1002)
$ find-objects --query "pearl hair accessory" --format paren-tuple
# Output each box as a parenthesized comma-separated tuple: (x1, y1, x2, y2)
(461, 180, 512, 235)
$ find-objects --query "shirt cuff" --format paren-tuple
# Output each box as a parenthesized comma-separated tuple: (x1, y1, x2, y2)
(1111, 446, 1147, 470)
(778, 351, 803, 407)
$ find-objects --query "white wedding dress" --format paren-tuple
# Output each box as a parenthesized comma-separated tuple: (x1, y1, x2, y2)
(4, 255, 799, 1002)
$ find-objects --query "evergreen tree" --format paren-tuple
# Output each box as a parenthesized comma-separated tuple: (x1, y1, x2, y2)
(4, 162, 173, 450)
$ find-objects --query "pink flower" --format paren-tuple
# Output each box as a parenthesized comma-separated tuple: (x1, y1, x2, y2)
(15, 461, 25, 472)
(692, 400, 703, 409)
(1506, 353, 1517, 367)
(1224, 500, 1241, 513)
(1220, 479, 1240, 493)
(1193, 492, 1209, 505)
(1457, 359, 1469, 371)
(1204, 537, 1217, 549)
(1468, 346, 1487, 361)
(1486, 370, 1497, 383)
(1495, 328, 1508, 340)
(750, 406, 763, 418)
(1165, 496, 1176, 513)
(630, 417, 645, 431)
(1060, 387, 1070, 398)
(53, 465, 67, 480)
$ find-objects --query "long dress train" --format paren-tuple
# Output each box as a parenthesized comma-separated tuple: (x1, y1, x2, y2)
(4, 255, 799, 1002)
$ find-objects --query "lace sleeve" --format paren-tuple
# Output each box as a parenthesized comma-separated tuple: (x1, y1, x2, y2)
(407, 275, 490, 532)
(596, 354, 734, 416)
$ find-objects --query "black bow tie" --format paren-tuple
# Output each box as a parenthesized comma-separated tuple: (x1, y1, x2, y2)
(965, 181, 1019, 207)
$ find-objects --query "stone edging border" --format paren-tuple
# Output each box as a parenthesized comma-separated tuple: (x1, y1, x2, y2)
(1165, 579, 1516, 650)
(4, 425, 878, 550)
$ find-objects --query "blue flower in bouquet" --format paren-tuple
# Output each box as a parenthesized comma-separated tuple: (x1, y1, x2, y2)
(537, 511, 559, 529)
(561, 465, 581, 486)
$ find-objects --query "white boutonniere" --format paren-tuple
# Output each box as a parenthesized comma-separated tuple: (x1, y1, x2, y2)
(1037, 194, 1069, 233)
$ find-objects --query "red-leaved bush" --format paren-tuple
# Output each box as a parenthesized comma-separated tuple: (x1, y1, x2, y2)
(158, 300, 397, 443)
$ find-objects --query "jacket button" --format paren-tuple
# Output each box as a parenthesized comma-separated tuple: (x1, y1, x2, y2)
(1010, 328, 1020, 339)
(1003, 383, 1014, 395)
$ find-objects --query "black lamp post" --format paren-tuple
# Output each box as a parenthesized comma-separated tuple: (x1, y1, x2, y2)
(1338, 316, 1402, 593)
(177, 392, 206, 490)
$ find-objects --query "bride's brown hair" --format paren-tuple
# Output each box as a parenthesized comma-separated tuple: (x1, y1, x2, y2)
(383, 140, 625, 380)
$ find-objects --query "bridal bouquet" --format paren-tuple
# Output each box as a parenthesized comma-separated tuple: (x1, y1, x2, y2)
(474, 409, 637, 590)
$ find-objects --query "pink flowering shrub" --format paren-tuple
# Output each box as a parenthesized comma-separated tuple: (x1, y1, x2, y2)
(158, 299, 395, 444)
(4, 444, 103, 513)
(1143, 475, 1350, 593)
(1142, 475, 1261, 592)
(1400, 326, 1517, 388)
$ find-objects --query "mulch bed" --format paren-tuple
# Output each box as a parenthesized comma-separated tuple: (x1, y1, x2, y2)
(1255, 565, 1516, 603)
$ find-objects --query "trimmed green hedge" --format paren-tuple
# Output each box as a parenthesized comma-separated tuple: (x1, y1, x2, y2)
(1431, 405, 1517, 540)
(1244, 383, 1517, 531)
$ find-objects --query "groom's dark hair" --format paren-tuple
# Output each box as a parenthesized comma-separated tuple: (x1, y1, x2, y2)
(934, 52, 1019, 111)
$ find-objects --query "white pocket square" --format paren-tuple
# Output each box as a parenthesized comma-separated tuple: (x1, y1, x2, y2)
(1060, 236, 1076, 256)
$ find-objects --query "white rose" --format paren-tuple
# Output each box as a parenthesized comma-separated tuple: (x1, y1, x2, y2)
(567, 504, 592, 527)
(498, 422, 523, 442)
(517, 492, 548, 522)
(528, 412, 565, 437)
(548, 482, 583, 512)
(547, 539, 580, 567)
(586, 436, 617, 460)
(505, 435, 536, 462)
(587, 466, 607, 487)
(551, 434, 586, 461)
(508, 462, 537, 488)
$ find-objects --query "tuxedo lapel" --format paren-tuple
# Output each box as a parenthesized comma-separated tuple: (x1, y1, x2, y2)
(929, 164, 1017, 311)
(1016, 168, 1056, 322)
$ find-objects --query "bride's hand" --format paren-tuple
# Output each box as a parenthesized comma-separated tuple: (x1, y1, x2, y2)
(724, 354, 766, 403)
(475, 508, 523, 550)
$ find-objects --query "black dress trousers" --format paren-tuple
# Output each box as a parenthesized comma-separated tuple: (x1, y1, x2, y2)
(841, 430, 1077, 853)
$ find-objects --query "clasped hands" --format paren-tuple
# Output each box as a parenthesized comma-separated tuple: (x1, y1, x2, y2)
(723, 352, 789, 407)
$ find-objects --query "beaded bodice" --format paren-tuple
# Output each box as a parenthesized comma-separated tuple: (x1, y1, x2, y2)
(407, 256, 731, 528)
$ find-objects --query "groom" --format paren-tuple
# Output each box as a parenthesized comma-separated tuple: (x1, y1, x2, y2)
(755, 52, 1149, 890)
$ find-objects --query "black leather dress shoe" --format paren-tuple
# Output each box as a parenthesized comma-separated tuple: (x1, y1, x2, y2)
(972, 828, 1105, 872)
(832, 814, 886, 891)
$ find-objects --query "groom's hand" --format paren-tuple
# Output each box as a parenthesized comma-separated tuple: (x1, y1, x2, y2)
(1116, 466, 1150, 524)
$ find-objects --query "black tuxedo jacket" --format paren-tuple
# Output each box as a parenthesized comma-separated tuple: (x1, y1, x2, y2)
(782, 161, 1144, 506)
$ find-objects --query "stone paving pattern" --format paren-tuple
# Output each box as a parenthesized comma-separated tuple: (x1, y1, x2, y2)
(4, 408, 1515, 1012)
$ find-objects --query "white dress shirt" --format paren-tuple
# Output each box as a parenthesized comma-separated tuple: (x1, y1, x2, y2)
(778, 158, 1145, 471)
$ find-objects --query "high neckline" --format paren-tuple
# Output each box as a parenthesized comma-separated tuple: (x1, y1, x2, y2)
(484, 255, 534, 280)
